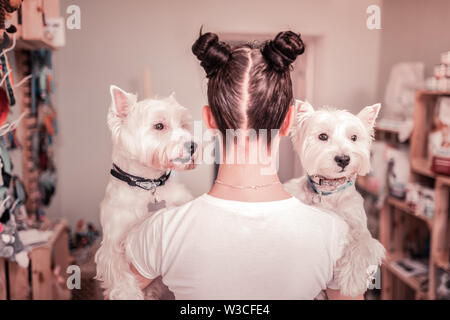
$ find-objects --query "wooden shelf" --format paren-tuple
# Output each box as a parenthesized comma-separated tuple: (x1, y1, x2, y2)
(411, 157, 450, 186)
(16, 38, 57, 51)
(416, 90, 450, 97)
(411, 157, 436, 179)
(435, 251, 449, 271)
(0, 220, 70, 300)
(374, 126, 400, 135)
(387, 197, 433, 229)
(437, 175, 450, 187)
(384, 255, 429, 296)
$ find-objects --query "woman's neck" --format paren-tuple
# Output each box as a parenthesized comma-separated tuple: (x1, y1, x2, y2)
(209, 162, 292, 202)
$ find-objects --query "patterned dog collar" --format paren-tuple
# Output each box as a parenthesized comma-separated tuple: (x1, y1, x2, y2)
(307, 174, 356, 197)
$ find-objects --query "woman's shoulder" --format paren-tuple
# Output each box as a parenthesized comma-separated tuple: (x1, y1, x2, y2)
(147, 194, 208, 224)
(290, 198, 349, 233)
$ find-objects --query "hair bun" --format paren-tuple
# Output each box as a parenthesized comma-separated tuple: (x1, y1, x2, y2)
(192, 30, 231, 78)
(261, 31, 305, 72)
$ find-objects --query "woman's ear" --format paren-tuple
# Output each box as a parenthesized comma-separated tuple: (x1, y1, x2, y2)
(280, 105, 294, 137)
(202, 105, 218, 130)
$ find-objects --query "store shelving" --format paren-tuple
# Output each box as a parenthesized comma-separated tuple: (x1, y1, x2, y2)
(379, 90, 450, 300)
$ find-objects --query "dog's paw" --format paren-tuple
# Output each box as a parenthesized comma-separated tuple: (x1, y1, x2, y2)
(336, 234, 386, 297)
(340, 278, 368, 298)
(109, 287, 144, 300)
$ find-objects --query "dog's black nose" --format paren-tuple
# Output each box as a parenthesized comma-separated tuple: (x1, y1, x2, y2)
(185, 141, 197, 156)
(334, 155, 351, 169)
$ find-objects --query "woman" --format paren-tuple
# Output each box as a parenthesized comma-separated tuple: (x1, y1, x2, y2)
(125, 30, 361, 299)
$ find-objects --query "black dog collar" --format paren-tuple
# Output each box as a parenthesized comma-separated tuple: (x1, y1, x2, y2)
(110, 164, 171, 191)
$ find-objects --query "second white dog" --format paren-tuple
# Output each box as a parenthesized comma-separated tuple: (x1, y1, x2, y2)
(95, 86, 197, 300)
(284, 100, 386, 297)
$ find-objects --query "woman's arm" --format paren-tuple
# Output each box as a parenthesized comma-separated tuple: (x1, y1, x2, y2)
(130, 263, 154, 289)
(326, 289, 364, 300)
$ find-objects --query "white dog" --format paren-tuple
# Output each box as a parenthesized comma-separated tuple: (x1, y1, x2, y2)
(284, 100, 386, 298)
(95, 85, 197, 300)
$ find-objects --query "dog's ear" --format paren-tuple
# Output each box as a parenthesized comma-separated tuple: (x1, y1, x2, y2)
(167, 92, 178, 104)
(358, 103, 381, 130)
(295, 100, 314, 123)
(110, 85, 137, 118)
(290, 100, 314, 147)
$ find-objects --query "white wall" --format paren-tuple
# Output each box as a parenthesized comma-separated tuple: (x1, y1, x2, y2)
(376, 0, 450, 102)
(50, 0, 382, 227)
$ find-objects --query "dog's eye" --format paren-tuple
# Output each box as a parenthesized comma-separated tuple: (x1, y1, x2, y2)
(318, 133, 328, 141)
(351, 135, 358, 141)
(154, 123, 165, 131)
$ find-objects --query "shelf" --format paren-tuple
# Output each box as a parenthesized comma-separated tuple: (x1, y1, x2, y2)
(384, 255, 429, 296)
(16, 38, 57, 51)
(435, 251, 449, 271)
(416, 90, 450, 97)
(411, 157, 436, 178)
(0, 220, 70, 300)
(411, 157, 450, 185)
(379, 89, 450, 300)
(387, 197, 433, 229)
(437, 175, 450, 187)
(375, 128, 399, 135)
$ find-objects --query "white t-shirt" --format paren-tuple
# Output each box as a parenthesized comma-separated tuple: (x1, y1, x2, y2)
(125, 193, 349, 300)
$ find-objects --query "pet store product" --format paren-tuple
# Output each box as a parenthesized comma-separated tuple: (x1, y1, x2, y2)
(437, 78, 449, 92)
(369, 141, 389, 208)
(391, 258, 428, 278)
(434, 64, 447, 79)
(406, 182, 420, 210)
(437, 272, 450, 300)
(424, 52, 450, 92)
(425, 77, 438, 91)
(0, 142, 29, 267)
(381, 62, 424, 142)
(405, 183, 435, 219)
(417, 186, 435, 219)
(386, 146, 410, 199)
(441, 51, 450, 65)
(429, 97, 450, 175)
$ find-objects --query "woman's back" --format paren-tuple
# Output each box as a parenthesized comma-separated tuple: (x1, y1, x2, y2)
(126, 194, 348, 299)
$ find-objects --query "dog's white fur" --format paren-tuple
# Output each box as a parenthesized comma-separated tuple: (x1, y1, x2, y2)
(284, 100, 386, 297)
(95, 86, 196, 300)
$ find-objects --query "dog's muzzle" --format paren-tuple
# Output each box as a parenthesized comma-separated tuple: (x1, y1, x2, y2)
(173, 141, 197, 163)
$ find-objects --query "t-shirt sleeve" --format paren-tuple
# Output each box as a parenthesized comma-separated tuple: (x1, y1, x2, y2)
(326, 217, 350, 290)
(125, 210, 164, 280)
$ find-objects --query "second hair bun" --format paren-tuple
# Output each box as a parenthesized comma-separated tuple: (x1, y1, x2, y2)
(261, 31, 305, 73)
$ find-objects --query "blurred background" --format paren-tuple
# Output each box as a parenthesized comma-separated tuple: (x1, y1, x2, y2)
(0, 0, 449, 300)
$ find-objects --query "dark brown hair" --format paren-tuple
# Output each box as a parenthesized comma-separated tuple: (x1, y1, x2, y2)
(192, 30, 305, 140)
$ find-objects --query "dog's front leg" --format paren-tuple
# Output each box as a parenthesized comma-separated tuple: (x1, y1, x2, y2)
(334, 228, 385, 297)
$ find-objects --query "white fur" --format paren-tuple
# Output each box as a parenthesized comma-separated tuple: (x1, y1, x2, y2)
(285, 100, 385, 297)
(95, 86, 197, 300)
